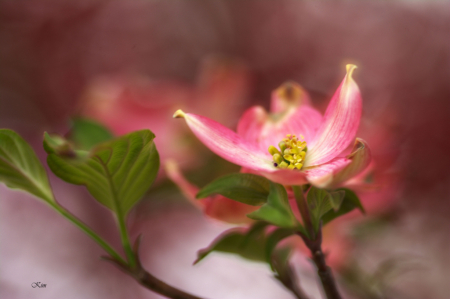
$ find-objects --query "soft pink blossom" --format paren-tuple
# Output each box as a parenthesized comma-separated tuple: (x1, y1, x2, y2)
(174, 65, 371, 189)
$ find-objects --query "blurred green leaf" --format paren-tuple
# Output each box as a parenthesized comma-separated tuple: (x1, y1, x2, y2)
(322, 188, 365, 226)
(0, 129, 54, 202)
(307, 187, 345, 232)
(196, 173, 270, 206)
(43, 132, 77, 156)
(271, 245, 293, 277)
(69, 118, 114, 150)
(247, 183, 298, 228)
(194, 221, 294, 266)
(46, 130, 159, 215)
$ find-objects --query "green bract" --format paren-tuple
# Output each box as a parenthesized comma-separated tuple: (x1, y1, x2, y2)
(247, 182, 298, 229)
(306, 186, 365, 232)
(321, 188, 365, 225)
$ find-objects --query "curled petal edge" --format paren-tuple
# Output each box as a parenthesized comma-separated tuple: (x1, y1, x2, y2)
(306, 138, 372, 189)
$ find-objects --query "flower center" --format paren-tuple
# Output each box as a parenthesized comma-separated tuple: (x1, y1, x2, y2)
(268, 134, 307, 170)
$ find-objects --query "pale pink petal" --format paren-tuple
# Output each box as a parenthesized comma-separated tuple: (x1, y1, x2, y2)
(174, 110, 275, 172)
(261, 169, 308, 186)
(270, 81, 313, 113)
(305, 158, 352, 188)
(237, 103, 323, 152)
(305, 65, 362, 167)
(327, 138, 372, 189)
(236, 106, 269, 149)
(242, 167, 308, 187)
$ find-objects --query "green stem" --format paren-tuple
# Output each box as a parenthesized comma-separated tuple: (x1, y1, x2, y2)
(292, 185, 315, 239)
(50, 203, 126, 265)
(116, 212, 137, 268)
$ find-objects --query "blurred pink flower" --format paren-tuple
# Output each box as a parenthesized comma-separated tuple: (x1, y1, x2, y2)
(80, 56, 252, 167)
(174, 65, 371, 188)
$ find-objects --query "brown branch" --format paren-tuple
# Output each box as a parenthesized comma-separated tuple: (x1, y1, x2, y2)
(274, 263, 311, 299)
(298, 229, 342, 299)
(103, 256, 206, 299)
(102, 235, 207, 299)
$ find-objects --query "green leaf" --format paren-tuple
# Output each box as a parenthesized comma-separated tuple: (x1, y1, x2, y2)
(247, 183, 298, 228)
(0, 129, 54, 202)
(196, 173, 270, 206)
(307, 187, 345, 232)
(69, 118, 114, 150)
(46, 130, 159, 215)
(322, 188, 365, 226)
(194, 221, 294, 266)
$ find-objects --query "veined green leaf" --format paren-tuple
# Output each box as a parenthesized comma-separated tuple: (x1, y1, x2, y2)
(196, 173, 270, 206)
(0, 129, 54, 202)
(247, 183, 298, 228)
(194, 221, 294, 266)
(322, 188, 365, 226)
(69, 118, 114, 150)
(46, 130, 159, 215)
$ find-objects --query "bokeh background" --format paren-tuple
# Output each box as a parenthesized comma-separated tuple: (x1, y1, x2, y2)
(1, 1, 450, 298)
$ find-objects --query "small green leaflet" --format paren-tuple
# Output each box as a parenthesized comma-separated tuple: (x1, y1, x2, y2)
(321, 188, 365, 226)
(306, 187, 345, 232)
(194, 221, 294, 268)
(43, 132, 76, 156)
(45, 130, 159, 215)
(0, 129, 54, 202)
(247, 182, 298, 228)
(196, 173, 270, 206)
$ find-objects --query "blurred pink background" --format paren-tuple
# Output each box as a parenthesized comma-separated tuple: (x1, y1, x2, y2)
(1, 1, 450, 298)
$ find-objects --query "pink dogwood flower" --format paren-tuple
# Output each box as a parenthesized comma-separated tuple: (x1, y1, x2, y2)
(174, 65, 371, 188)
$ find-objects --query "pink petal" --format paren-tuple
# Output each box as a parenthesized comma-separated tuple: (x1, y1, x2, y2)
(242, 167, 308, 187)
(305, 138, 371, 189)
(236, 106, 269, 150)
(327, 138, 372, 189)
(305, 65, 362, 167)
(262, 169, 308, 186)
(237, 84, 323, 152)
(305, 158, 352, 188)
(174, 110, 275, 172)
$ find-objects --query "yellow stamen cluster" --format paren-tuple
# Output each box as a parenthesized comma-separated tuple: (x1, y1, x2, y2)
(268, 134, 307, 170)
